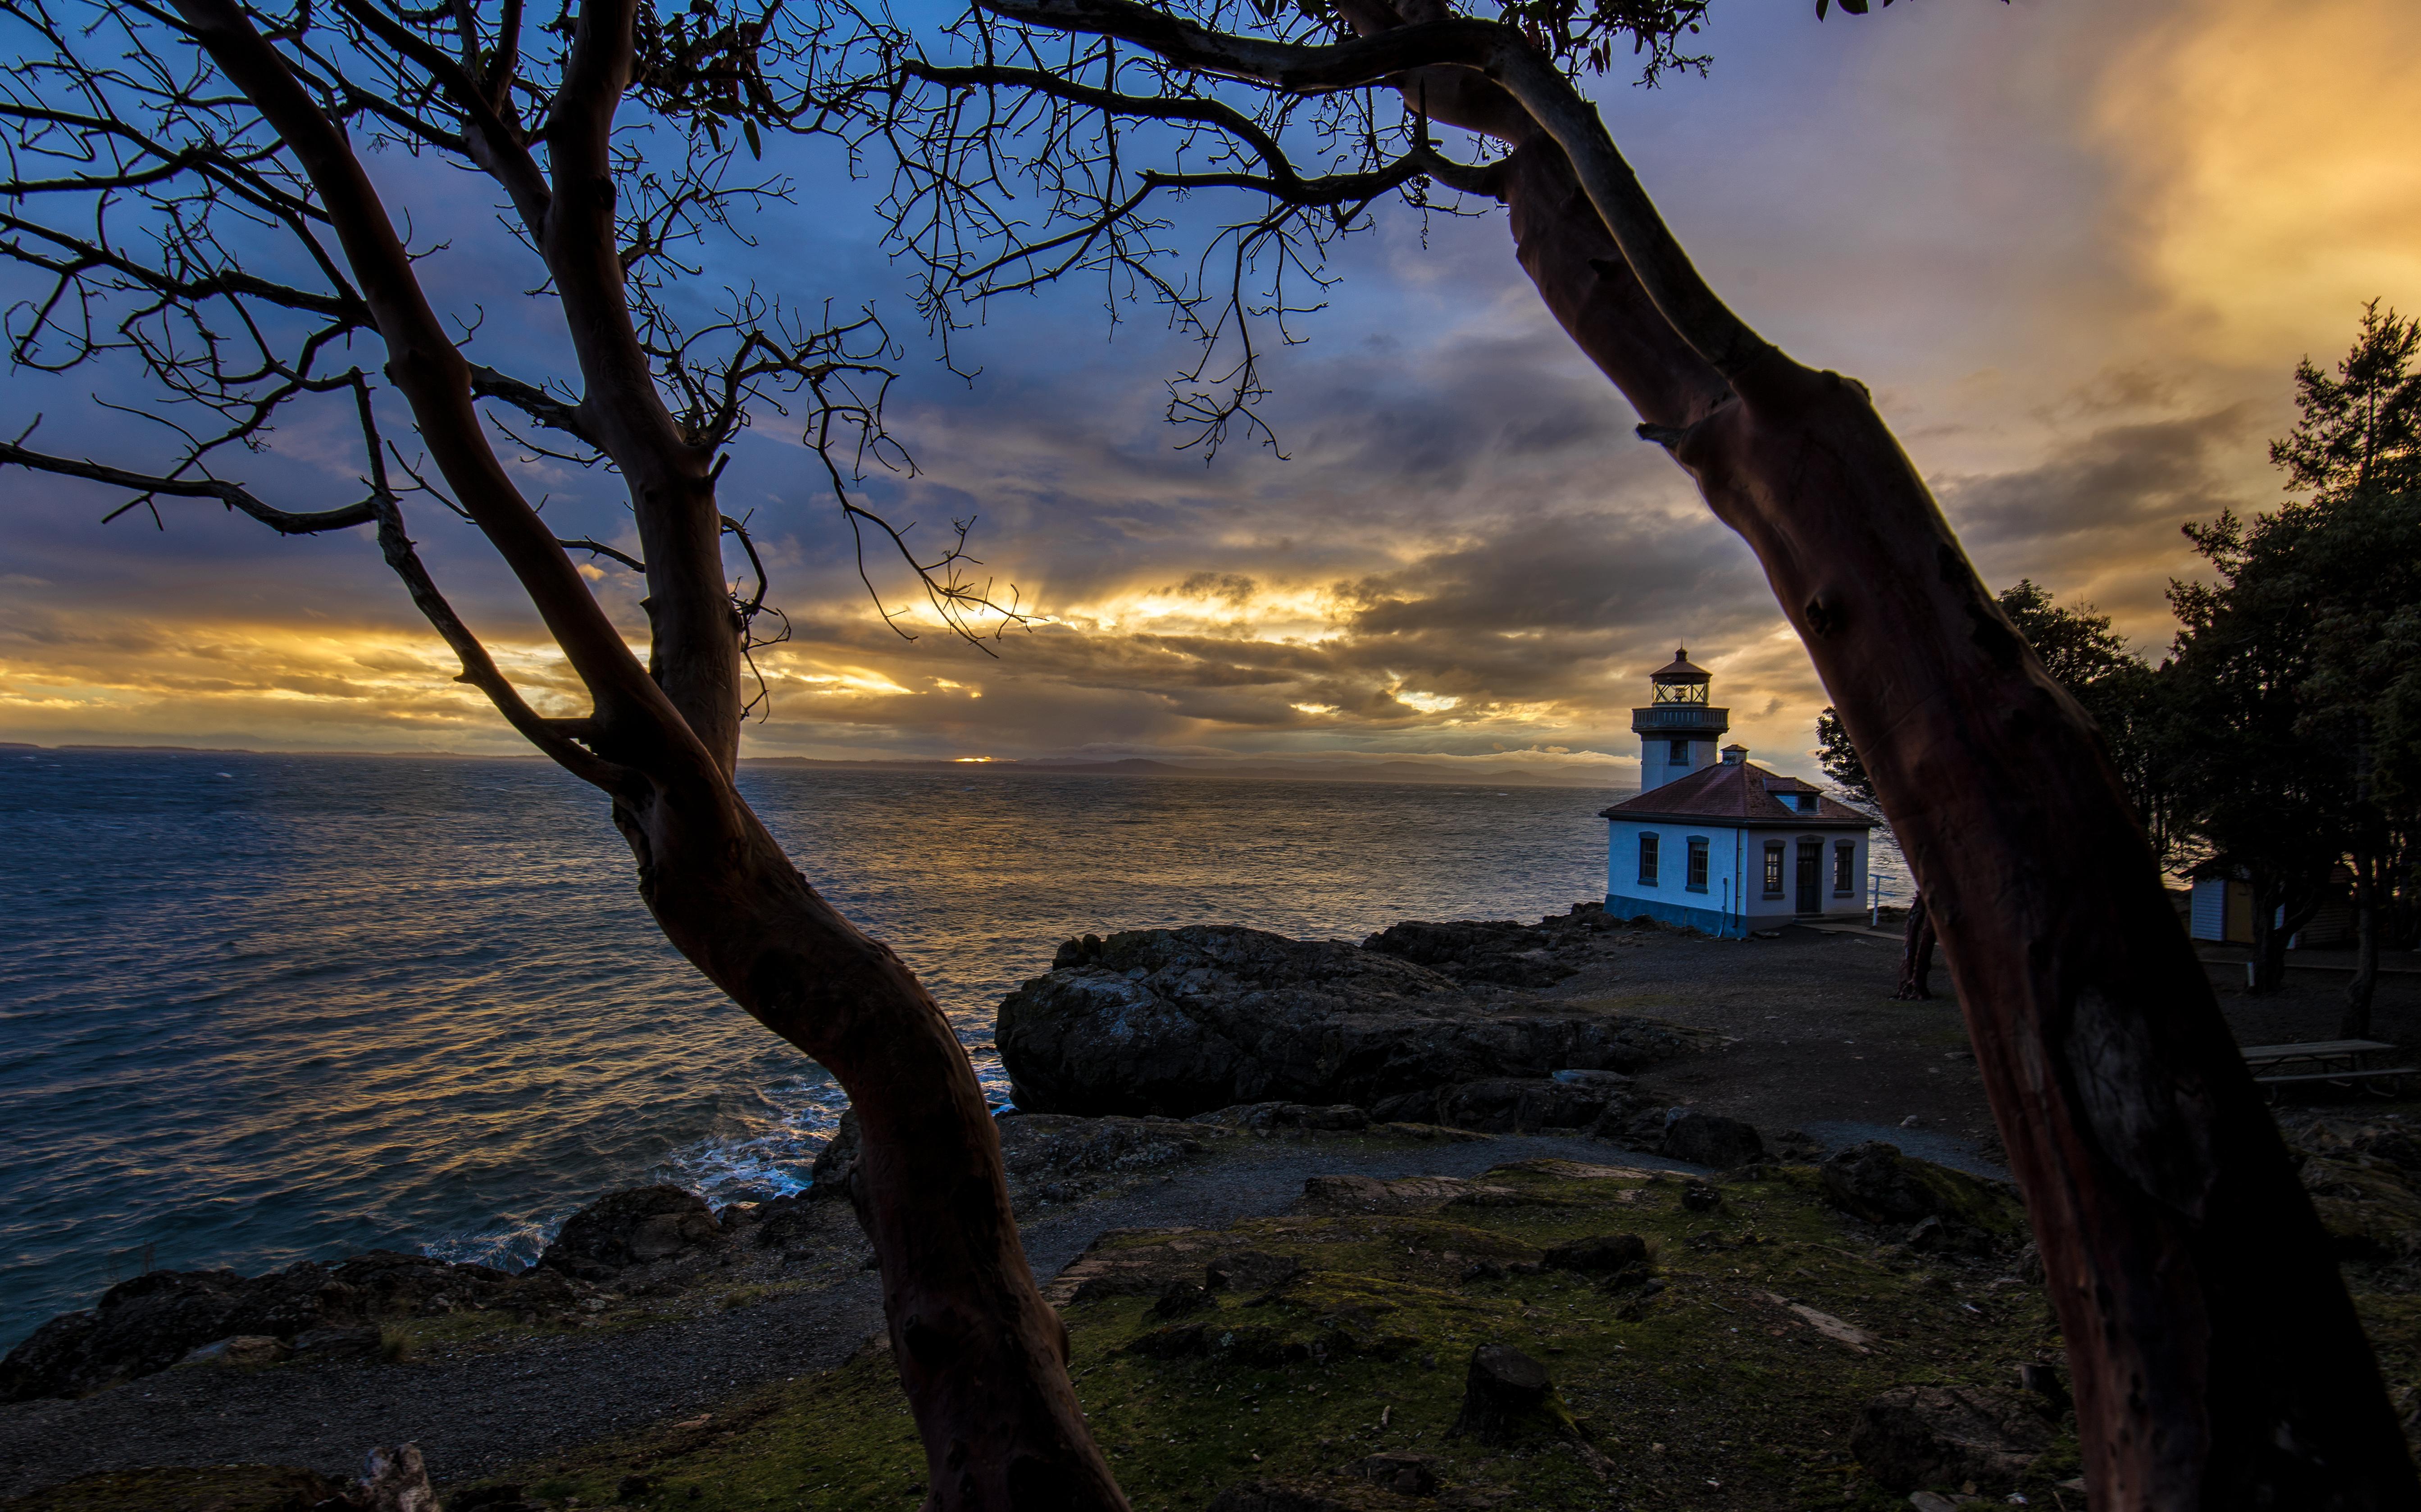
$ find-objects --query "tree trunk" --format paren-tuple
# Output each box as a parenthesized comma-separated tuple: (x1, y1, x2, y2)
(1491, 137, 2417, 1507)
(610, 765, 1128, 1510)
(2253, 874, 2325, 994)
(2344, 858, 2381, 1040)
(1895, 893, 1937, 1002)
(163, 7, 1129, 1503)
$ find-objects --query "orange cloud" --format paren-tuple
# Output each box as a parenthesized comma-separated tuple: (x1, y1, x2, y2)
(2094, 0, 2421, 363)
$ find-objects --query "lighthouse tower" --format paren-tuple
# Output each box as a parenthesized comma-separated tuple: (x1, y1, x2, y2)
(1631, 647, 1729, 793)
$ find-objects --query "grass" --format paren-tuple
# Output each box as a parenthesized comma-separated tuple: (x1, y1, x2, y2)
(31, 1142, 2413, 1512)
(474, 1161, 2086, 1512)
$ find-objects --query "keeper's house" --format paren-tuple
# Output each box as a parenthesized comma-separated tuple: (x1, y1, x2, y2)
(1599, 649, 1877, 938)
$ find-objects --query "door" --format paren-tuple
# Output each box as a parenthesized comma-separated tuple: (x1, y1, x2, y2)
(1796, 840, 1822, 915)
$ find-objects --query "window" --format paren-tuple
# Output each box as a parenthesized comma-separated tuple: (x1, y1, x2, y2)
(1834, 842, 1855, 896)
(1669, 738, 1690, 765)
(1685, 838, 1709, 893)
(1763, 842, 1785, 898)
(1637, 833, 1660, 886)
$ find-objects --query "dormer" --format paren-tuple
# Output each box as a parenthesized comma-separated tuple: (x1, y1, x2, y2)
(1763, 776, 1824, 815)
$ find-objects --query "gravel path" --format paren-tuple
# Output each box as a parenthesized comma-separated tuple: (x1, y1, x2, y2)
(0, 1134, 1690, 1496)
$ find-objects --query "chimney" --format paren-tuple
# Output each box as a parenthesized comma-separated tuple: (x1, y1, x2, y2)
(1721, 744, 1748, 765)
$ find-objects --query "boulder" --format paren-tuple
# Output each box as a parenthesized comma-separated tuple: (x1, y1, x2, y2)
(329, 1250, 517, 1316)
(2, 1245, 607, 1401)
(2284, 1116, 2421, 1262)
(1661, 1111, 1765, 1169)
(1820, 1143, 2025, 1240)
(535, 1186, 727, 1280)
(1850, 1384, 2055, 1494)
(1541, 1233, 1648, 1274)
(1204, 1250, 1306, 1295)
(1447, 1344, 1562, 1446)
(0, 1262, 365, 1401)
(1361, 920, 1579, 987)
(745, 1193, 846, 1258)
(1149, 1279, 1215, 1318)
(999, 925, 1714, 1117)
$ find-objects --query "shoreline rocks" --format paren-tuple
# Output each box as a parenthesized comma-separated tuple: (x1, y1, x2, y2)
(999, 920, 1720, 1120)
(0, 1249, 606, 1403)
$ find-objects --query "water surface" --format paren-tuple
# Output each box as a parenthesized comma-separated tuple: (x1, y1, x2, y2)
(12, 749, 1904, 1347)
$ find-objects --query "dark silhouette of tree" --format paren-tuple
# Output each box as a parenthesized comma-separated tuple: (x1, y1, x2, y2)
(1821, 579, 2171, 846)
(1826, 580, 2192, 999)
(0, 2, 1110, 1504)
(2170, 309, 2421, 1022)
(834, 0, 2416, 1501)
(1813, 705, 1874, 804)
(2269, 301, 2421, 498)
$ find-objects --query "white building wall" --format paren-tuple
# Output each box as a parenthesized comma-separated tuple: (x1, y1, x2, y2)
(1636, 735, 1719, 794)
(1607, 821, 1868, 935)
(1738, 831, 1870, 920)
(1606, 819, 1747, 936)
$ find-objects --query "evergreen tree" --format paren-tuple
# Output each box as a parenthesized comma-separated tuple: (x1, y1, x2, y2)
(2269, 301, 2421, 497)
(1818, 582, 2181, 867)
(2170, 302, 2421, 1011)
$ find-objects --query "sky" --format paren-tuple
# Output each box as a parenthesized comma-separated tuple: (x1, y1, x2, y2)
(3, 0, 2417, 780)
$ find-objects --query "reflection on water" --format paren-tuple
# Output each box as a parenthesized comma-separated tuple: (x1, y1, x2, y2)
(0, 748, 1907, 1348)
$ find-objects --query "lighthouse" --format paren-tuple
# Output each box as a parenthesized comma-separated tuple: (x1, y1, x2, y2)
(1601, 649, 1875, 937)
(1631, 647, 1729, 793)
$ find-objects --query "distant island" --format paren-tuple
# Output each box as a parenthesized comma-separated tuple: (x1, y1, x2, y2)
(9, 744, 1636, 790)
(743, 755, 1634, 789)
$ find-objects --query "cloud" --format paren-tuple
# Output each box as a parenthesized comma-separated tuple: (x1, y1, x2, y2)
(2092, 0, 2421, 366)
(3, 0, 2409, 777)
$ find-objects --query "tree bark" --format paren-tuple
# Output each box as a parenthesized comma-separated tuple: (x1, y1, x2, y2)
(2252, 872, 2325, 994)
(2344, 857, 2381, 1040)
(1486, 134, 2418, 1507)
(1894, 893, 1937, 1002)
(611, 777, 1126, 1510)
(164, 5, 1131, 1505)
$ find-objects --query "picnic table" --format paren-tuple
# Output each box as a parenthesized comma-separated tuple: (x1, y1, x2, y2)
(2239, 1039, 2416, 1099)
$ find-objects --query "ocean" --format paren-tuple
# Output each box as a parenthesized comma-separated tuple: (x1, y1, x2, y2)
(0, 748, 1906, 1350)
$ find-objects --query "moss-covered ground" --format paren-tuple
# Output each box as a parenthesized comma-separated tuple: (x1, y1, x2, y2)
(467, 1161, 2087, 1511)
(27, 1142, 2421, 1512)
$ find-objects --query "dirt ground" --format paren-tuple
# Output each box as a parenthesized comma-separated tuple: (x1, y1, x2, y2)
(1543, 922, 2421, 1173)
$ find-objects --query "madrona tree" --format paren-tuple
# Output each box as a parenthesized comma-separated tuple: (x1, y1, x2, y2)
(2, 0, 2414, 1505)
(0, 1, 1111, 1506)
(830, 0, 2420, 1503)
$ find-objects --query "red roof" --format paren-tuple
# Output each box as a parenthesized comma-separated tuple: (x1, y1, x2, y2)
(1598, 760, 1876, 829)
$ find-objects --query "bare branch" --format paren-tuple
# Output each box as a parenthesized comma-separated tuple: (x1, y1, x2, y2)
(971, 0, 1771, 374)
(0, 436, 378, 534)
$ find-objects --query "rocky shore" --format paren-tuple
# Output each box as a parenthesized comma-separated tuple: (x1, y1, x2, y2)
(998, 909, 1722, 1122)
(7, 911, 2421, 1512)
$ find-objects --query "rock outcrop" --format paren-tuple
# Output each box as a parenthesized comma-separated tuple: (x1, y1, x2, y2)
(0, 1249, 600, 1402)
(999, 924, 1715, 1118)
(1361, 917, 1597, 987)
(2286, 1113, 2421, 1266)
(1659, 1110, 1766, 1169)
(807, 1107, 1231, 1216)
(1820, 1141, 2025, 1243)
(534, 1186, 727, 1281)
(1851, 1384, 2056, 1494)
